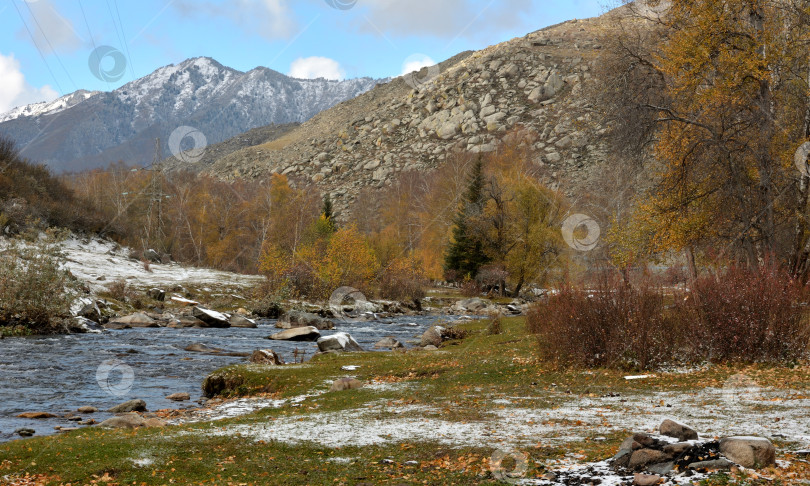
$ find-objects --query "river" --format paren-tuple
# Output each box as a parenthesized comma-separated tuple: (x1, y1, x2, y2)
(0, 314, 453, 442)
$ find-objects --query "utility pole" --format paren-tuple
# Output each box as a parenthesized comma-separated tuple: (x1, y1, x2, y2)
(145, 138, 165, 253)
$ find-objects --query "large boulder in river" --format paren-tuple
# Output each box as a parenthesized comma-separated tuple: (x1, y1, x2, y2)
(719, 437, 776, 468)
(317, 332, 363, 353)
(168, 316, 206, 328)
(192, 307, 231, 328)
(107, 313, 158, 328)
(268, 326, 321, 342)
(250, 349, 284, 365)
(277, 310, 334, 330)
(108, 399, 146, 413)
(229, 314, 257, 328)
(420, 325, 445, 347)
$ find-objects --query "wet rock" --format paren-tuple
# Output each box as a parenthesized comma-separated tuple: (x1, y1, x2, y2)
(108, 399, 146, 413)
(15, 428, 35, 437)
(192, 307, 231, 328)
(373, 337, 404, 349)
(719, 437, 776, 469)
(77, 406, 98, 414)
(268, 326, 321, 342)
(277, 310, 334, 330)
(249, 349, 284, 365)
(16, 412, 57, 419)
(107, 312, 158, 329)
(228, 314, 257, 328)
(330, 378, 363, 392)
(166, 392, 190, 401)
(168, 316, 206, 328)
(317, 332, 363, 353)
(660, 419, 698, 441)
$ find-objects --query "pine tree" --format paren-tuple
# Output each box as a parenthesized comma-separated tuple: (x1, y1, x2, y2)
(321, 194, 337, 233)
(444, 157, 490, 280)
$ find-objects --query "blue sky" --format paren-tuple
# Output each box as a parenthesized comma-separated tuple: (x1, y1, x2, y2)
(0, 0, 605, 113)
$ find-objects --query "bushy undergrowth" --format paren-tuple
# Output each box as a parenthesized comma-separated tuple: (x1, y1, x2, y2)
(529, 264, 810, 369)
(0, 237, 78, 331)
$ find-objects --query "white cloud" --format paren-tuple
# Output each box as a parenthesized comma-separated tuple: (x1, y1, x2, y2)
(17, 0, 82, 53)
(174, 0, 296, 39)
(400, 55, 436, 76)
(289, 57, 345, 80)
(0, 53, 58, 114)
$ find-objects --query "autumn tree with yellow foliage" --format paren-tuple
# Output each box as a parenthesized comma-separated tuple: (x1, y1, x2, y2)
(601, 0, 810, 276)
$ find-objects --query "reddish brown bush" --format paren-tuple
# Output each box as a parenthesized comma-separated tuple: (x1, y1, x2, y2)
(530, 274, 673, 370)
(529, 263, 810, 369)
(676, 261, 809, 363)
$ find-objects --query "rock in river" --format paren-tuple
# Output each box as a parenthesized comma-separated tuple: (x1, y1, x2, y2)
(276, 310, 334, 330)
(107, 313, 158, 329)
(192, 307, 231, 328)
(229, 314, 257, 328)
(166, 392, 190, 401)
(317, 332, 363, 353)
(268, 326, 321, 342)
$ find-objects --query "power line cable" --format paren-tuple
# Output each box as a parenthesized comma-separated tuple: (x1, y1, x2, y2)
(112, 0, 136, 79)
(11, 0, 63, 96)
(21, 0, 78, 91)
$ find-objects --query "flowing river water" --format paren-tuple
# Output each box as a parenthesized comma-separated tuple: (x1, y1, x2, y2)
(0, 314, 454, 442)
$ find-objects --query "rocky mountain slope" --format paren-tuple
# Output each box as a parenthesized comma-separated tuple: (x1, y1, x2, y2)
(199, 14, 616, 208)
(0, 58, 381, 173)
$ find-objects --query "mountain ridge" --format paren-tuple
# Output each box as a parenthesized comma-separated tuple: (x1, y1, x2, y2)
(0, 57, 383, 173)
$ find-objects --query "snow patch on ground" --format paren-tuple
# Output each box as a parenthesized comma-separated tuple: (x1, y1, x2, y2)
(56, 237, 263, 292)
(199, 383, 810, 451)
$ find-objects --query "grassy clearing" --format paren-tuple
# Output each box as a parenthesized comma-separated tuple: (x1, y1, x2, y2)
(2, 317, 809, 484)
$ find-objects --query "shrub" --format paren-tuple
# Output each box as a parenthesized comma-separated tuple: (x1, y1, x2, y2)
(676, 262, 809, 363)
(529, 264, 810, 369)
(104, 279, 131, 301)
(529, 273, 674, 370)
(0, 238, 78, 332)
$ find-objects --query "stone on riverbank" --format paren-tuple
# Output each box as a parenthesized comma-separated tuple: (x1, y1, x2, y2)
(719, 437, 776, 468)
(249, 349, 284, 365)
(98, 413, 165, 429)
(373, 337, 404, 349)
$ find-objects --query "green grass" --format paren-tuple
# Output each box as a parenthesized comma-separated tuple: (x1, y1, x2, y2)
(2, 316, 809, 484)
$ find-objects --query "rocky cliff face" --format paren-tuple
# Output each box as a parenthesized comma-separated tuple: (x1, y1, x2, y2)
(200, 16, 614, 207)
(0, 57, 381, 173)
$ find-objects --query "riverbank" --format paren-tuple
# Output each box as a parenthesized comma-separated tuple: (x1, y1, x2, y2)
(2, 317, 809, 485)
